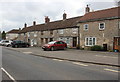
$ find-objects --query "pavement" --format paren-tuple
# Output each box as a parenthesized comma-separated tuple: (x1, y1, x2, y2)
(4, 46, 120, 67)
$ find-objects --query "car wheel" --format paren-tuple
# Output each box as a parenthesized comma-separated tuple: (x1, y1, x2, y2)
(26, 45, 29, 48)
(15, 45, 18, 48)
(51, 47, 55, 51)
(63, 47, 67, 50)
(43, 49, 47, 51)
(7, 44, 11, 47)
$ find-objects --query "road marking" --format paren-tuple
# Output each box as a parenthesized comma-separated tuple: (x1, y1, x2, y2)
(52, 59, 63, 61)
(95, 55, 117, 58)
(104, 68, 119, 73)
(23, 52, 32, 54)
(72, 62, 88, 66)
(1, 67, 16, 82)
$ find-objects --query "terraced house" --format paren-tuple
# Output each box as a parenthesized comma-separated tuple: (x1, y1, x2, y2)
(17, 6, 120, 51)
(18, 13, 82, 48)
(78, 6, 120, 51)
(6, 29, 19, 40)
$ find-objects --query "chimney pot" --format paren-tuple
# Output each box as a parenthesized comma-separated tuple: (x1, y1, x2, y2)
(24, 23, 27, 28)
(63, 13, 67, 20)
(33, 21, 36, 26)
(86, 5, 90, 13)
(45, 16, 50, 23)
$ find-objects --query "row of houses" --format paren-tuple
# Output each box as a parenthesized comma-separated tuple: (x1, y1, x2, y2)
(6, 5, 120, 51)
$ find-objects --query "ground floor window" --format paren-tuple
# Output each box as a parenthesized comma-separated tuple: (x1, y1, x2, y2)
(85, 37, 96, 46)
(66, 38, 70, 44)
(59, 38, 63, 41)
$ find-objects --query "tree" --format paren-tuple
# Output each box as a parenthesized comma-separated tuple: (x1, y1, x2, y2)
(2, 31, 6, 40)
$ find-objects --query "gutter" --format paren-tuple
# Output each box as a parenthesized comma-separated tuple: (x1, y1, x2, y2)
(79, 17, 120, 23)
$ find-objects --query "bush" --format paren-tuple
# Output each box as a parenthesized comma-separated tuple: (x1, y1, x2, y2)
(90, 45, 103, 51)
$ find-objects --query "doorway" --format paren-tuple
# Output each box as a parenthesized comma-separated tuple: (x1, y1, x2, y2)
(73, 37, 77, 47)
(113, 37, 120, 52)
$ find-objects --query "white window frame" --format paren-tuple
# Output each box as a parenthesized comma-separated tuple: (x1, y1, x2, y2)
(84, 24, 89, 30)
(59, 29, 64, 34)
(99, 22, 105, 30)
(59, 38, 63, 41)
(72, 28, 78, 34)
(85, 37, 96, 46)
(27, 32, 30, 37)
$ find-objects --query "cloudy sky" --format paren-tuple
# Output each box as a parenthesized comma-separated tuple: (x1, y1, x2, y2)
(0, 0, 119, 32)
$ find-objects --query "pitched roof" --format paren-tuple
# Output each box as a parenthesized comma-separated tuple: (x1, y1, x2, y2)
(20, 16, 82, 33)
(79, 6, 120, 22)
(7, 29, 19, 34)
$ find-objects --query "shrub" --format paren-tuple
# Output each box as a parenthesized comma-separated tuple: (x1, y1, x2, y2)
(90, 45, 103, 51)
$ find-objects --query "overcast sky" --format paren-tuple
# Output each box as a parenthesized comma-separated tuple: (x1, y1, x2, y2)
(0, 0, 119, 32)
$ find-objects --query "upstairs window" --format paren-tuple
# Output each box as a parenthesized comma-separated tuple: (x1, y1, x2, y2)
(72, 28, 78, 34)
(50, 30, 53, 35)
(99, 23, 105, 30)
(84, 24, 89, 30)
(59, 29, 64, 34)
(27, 32, 30, 37)
(41, 31, 44, 35)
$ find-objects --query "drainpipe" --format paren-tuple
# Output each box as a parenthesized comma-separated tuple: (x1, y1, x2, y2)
(76, 25, 80, 49)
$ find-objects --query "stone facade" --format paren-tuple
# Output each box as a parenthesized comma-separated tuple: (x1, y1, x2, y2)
(6, 29, 19, 40)
(16, 6, 120, 51)
(79, 19, 120, 50)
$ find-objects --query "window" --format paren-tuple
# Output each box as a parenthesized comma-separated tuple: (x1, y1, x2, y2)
(34, 33, 37, 37)
(50, 30, 53, 35)
(99, 23, 105, 30)
(85, 37, 96, 46)
(59, 29, 64, 34)
(56, 41, 64, 44)
(41, 31, 44, 35)
(72, 28, 78, 34)
(27, 32, 30, 37)
(59, 38, 63, 41)
(66, 38, 70, 44)
(84, 24, 89, 30)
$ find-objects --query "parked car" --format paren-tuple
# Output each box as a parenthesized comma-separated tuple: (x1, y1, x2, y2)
(42, 41, 67, 51)
(0, 40, 6, 46)
(11, 40, 30, 48)
(2, 40, 12, 47)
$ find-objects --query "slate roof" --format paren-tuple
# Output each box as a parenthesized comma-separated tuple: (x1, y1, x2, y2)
(79, 6, 120, 22)
(7, 29, 19, 34)
(20, 16, 82, 33)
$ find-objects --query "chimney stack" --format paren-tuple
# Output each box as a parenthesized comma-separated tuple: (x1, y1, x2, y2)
(24, 23, 27, 28)
(63, 13, 67, 20)
(86, 5, 90, 13)
(45, 16, 50, 23)
(33, 21, 36, 26)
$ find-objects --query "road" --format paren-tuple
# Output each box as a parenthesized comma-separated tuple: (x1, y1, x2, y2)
(2, 47, 119, 81)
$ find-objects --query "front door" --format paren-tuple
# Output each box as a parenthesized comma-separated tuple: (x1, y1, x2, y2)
(113, 37, 120, 52)
(73, 37, 77, 47)
(50, 38, 53, 42)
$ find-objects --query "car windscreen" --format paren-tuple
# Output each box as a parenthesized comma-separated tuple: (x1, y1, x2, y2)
(48, 41, 56, 44)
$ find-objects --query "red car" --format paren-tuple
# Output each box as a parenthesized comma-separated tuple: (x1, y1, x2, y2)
(42, 41, 67, 51)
